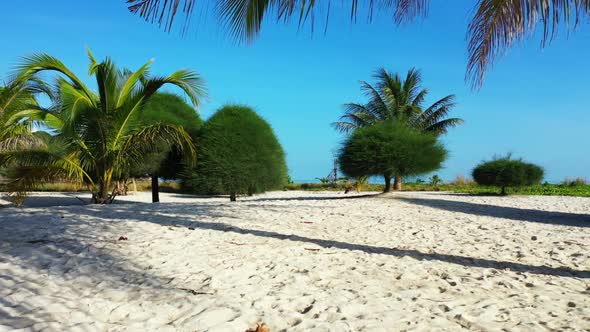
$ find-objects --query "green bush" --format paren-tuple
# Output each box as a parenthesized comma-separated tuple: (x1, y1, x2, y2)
(562, 177, 587, 187)
(472, 156, 544, 195)
(131, 92, 203, 179)
(182, 105, 288, 201)
(338, 121, 447, 192)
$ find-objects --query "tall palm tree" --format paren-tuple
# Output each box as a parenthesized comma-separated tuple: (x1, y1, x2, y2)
(333, 68, 463, 190)
(126, 0, 590, 87)
(2, 49, 206, 203)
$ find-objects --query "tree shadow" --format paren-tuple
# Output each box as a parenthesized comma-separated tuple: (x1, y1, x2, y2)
(74, 203, 590, 279)
(247, 192, 383, 202)
(395, 196, 590, 227)
(2, 194, 589, 329)
(0, 207, 181, 330)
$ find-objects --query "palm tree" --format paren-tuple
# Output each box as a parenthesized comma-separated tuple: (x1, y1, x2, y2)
(333, 68, 463, 190)
(126, 0, 590, 87)
(2, 49, 206, 203)
(0, 78, 49, 156)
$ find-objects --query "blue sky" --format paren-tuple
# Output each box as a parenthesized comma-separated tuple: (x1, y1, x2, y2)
(2, 1, 589, 182)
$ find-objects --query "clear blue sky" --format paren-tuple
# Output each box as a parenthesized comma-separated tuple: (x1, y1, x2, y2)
(2, 1, 589, 182)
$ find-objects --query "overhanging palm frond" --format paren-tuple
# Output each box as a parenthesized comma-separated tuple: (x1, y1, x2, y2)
(126, 0, 431, 40)
(467, 0, 590, 88)
(126, 0, 590, 89)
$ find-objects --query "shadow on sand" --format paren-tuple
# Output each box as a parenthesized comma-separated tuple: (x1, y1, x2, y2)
(69, 202, 590, 279)
(2, 193, 589, 328)
(246, 192, 384, 202)
(395, 196, 590, 228)
(0, 206, 175, 330)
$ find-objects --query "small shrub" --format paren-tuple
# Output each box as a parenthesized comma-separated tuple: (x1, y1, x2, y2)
(429, 174, 443, 186)
(451, 175, 475, 187)
(472, 156, 544, 195)
(562, 177, 587, 187)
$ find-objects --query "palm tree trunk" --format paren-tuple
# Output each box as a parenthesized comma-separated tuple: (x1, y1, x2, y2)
(383, 175, 392, 193)
(394, 175, 403, 191)
(152, 174, 160, 203)
(94, 180, 109, 204)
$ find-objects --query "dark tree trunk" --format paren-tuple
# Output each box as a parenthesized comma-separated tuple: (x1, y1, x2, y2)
(383, 175, 392, 193)
(152, 174, 160, 203)
(501, 186, 507, 195)
(93, 181, 109, 204)
(394, 175, 403, 191)
(230, 192, 237, 202)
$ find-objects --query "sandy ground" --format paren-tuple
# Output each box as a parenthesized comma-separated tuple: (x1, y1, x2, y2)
(0, 191, 589, 331)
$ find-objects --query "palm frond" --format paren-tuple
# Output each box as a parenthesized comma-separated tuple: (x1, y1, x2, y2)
(142, 69, 206, 107)
(15, 53, 94, 100)
(402, 67, 423, 103)
(423, 117, 464, 134)
(420, 95, 456, 121)
(332, 103, 377, 133)
(117, 58, 154, 108)
(126, 0, 431, 40)
(117, 123, 196, 172)
(467, 0, 590, 88)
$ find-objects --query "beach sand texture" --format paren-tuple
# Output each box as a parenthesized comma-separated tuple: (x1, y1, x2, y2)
(1, 191, 589, 331)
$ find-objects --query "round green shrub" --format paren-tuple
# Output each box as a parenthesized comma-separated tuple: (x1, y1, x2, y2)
(182, 105, 288, 201)
(472, 156, 544, 194)
(338, 121, 447, 192)
(131, 92, 202, 179)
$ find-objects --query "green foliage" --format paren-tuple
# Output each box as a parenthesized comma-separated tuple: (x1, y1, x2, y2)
(338, 121, 447, 191)
(1, 49, 205, 203)
(472, 156, 544, 194)
(455, 184, 590, 197)
(333, 68, 463, 136)
(561, 177, 587, 187)
(315, 177, 330, 184)
(130, 92, 203, 179)
(182, 105, 288, 201)
(429, 174, 443, 186)
(287, 181, 590, 197)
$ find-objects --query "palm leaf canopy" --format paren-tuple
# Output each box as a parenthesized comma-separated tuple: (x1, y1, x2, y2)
(333, 68, 463, 135)
(126, 0, 590, 87)
(3, 49, 206, 200)
(0, 78, 51, 154)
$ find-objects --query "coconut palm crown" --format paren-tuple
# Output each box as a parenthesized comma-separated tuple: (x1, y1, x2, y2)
(333, 68, 463, 136)
(1, 49, 206, 203)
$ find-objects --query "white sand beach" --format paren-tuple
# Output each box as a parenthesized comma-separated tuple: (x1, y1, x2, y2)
(1, 191, 589, 331)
